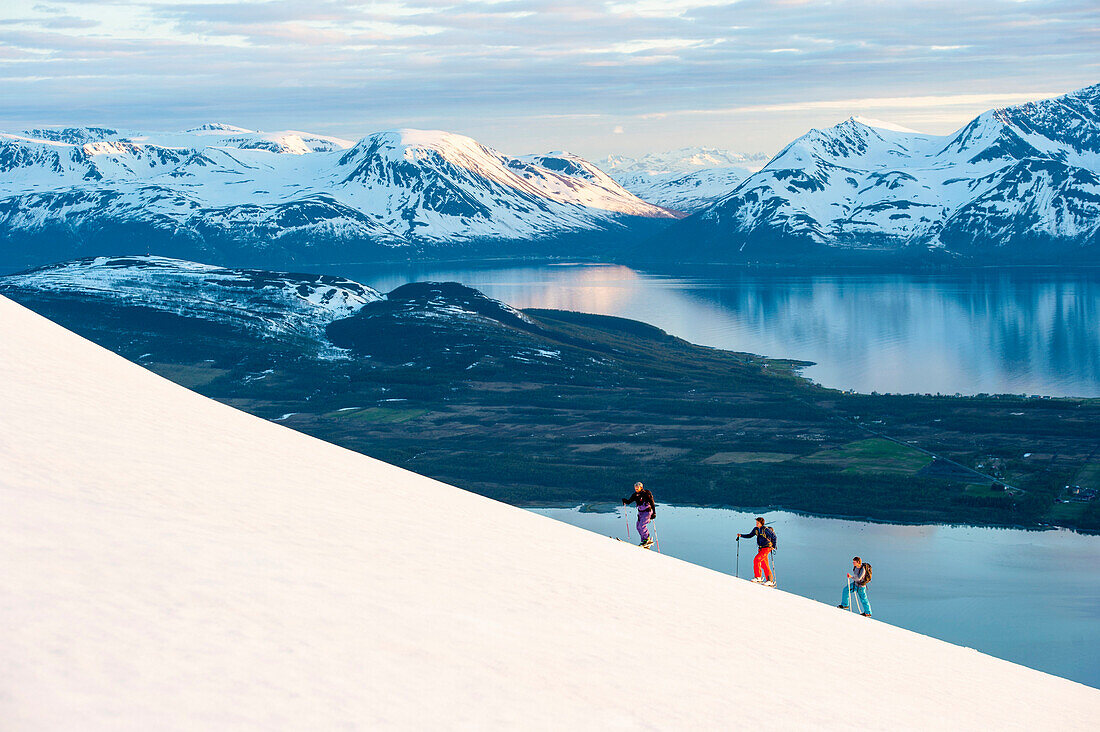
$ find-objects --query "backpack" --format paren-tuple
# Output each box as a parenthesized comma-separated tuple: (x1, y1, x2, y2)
(860, 563, 872, 585)
(764, 526, 777, 548)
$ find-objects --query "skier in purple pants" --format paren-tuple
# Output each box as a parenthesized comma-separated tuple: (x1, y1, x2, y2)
(622, 481, 657, 547)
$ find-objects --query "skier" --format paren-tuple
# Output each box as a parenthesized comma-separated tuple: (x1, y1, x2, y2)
(737, 517, 777, 586)
(838, 556, 872, 616)
(622, 481, 657, 548)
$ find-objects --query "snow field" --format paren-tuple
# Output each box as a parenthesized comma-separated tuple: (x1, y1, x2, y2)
(1, 295, 1098, 729)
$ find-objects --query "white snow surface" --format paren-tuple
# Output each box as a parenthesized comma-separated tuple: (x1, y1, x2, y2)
(1, 295, 1098, 729)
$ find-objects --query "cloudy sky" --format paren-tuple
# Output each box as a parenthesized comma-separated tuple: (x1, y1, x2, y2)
(1, 0, 1097, 157)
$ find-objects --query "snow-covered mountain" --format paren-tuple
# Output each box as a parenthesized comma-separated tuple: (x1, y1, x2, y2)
(0, 255, 380, 351)
(0, 126, 674, 270)
(602, 147, 771, 176)
(15, 123, 354, 155)
(601, 147, 769, 213)
(614, 168, 754, 213)
(663, 85, 1100, 263)
(4, 294, 1100, 726)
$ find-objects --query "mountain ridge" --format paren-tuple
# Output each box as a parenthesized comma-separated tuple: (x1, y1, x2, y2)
(0, 126, 674, 270)
(660, 84, 1100, 263)
(4, 84, 1100, 268)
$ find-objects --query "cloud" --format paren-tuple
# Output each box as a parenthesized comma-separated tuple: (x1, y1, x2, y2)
(0, 16, 100, 30)
(637, 91, 1067, 119)
(0, 0, 1096, 157)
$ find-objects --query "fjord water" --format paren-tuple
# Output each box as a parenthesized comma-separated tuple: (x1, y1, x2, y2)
(530, 505, 1100, 688)
(353, 263, 1100, 398)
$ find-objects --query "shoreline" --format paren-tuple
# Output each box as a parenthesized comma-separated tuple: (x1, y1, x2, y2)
(514, 500, 1100, 536)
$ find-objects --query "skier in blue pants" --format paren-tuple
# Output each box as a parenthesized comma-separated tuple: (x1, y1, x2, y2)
(839, 556, 872, 616)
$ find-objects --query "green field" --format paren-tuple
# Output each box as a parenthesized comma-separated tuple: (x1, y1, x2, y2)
(146, 362, 228, 388)
(1071, 461, 1100, 491)
(704, 451, 795, 465)
(799, 438, 932, 475)
(1047, 501, 1088, 522)
(964, 483, 1009, 498)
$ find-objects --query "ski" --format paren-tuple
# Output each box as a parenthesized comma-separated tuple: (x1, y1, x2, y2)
(611, 537, 658, 550)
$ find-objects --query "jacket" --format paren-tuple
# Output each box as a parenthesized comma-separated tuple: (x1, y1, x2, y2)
(623, 489, 656, 517)
(741, 525, 777, 549)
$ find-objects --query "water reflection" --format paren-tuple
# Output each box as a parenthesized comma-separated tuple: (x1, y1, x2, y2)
(339, 262, 1100, 397)
(531, 505, 1100, 688)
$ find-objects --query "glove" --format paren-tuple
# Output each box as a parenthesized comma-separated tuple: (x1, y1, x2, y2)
(735, 535, 740, 541)
(622, 499, 627, 505)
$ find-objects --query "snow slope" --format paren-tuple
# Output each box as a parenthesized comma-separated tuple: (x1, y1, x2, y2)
(1, 295, 1098, 729)
(0, 126, 674, 270)
(667, 84, 1100, 262)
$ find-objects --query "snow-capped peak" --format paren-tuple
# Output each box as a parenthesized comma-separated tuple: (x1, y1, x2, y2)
(335, 128, 672, 228)
(387, 128, 480, 150)
(521, 151, 620, 185)
(599, 146, 769, 213)
(850, 116, 922, 134)
(602, 146, 770, 176)
(185, 123, 255, 133)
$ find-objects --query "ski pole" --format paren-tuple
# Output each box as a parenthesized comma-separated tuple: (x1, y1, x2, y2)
(735, 539, 740, 578)
(624, 505, 631, 541)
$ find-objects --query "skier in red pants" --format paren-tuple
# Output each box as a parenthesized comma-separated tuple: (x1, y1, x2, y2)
(737, 517, 777, 586)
